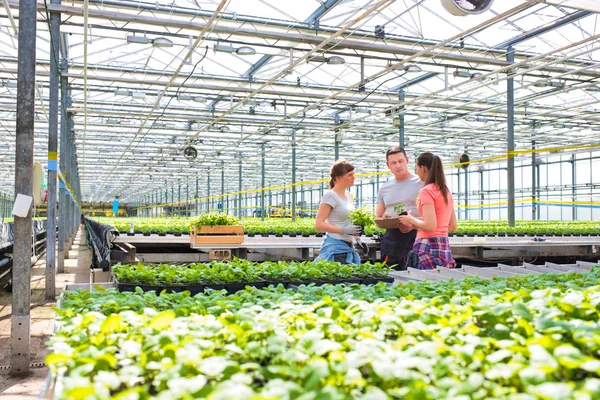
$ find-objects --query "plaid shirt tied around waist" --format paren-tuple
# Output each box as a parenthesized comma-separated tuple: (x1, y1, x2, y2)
(412, 236, 456, 270)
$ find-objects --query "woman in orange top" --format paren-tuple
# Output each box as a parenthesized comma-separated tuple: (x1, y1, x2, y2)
(399, 152, 457, 269)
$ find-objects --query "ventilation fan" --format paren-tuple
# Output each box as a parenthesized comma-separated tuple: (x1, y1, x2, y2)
(459, 153, 470, 170)
(183, 146, 198, 160)
(441, 0, 494, 16)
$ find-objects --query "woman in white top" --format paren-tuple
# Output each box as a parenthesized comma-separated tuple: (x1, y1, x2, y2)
(314, 160, 362, 264)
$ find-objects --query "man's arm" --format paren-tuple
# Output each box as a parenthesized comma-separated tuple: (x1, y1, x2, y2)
(375, 203, 386, 218)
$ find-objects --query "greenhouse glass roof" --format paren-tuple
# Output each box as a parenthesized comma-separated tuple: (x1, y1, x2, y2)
(1, 0, 600, 202)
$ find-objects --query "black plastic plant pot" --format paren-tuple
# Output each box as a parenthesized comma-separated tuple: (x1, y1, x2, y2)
(151, 231, 158, 235)
(158, 233, 166, 236)
(398, 211, 407, 216)
(275, 234, 283, 237)
(314, 279, 344, 287)
(142, 232, 151, 236)
(261, 234, 270, 237)
(246, 281, 265, 289)
(187, 284, 205, 295)
(116, 283, 137, 292)
(340, 278, 362, 285)
(316, 233, 323, 237)
(127, 232, 135, 236)
(174, 232, 182, 237)
(224, 283, 247, 293)
(204, 283, 227, 292)
(247, 233, 255, 237)
(302, 234, 310, 238)
(159, 285, 183, 294)
(289, 234, 297, 238)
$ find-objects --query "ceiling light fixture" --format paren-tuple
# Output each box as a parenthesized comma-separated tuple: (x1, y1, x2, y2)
(214, 43, 256, 56)
(454, 70, 483, 80)
(308, 55, 345, 65)
(0, 79, 17, 88)
(403, 64, 422, 73)
(534, 80, 565, 88)
(127, 34, 173, 48)
(453, 70, 472, 78)
(327, 56, 345, 65)
(151, 37, 174, 48)
(236, 46, 256, 56)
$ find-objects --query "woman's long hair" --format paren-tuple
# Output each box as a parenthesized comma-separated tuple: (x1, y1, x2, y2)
(329, 160, 354, 189)
(416, 152, 449, 204)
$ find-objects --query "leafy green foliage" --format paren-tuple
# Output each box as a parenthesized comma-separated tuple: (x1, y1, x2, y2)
(112, 260, 391, 286)
(393, 203, 407, 215)
(49, 266, 600, 399)
(188, 212, 239, 228)
(349, 207, 375, 227)
(92, 216, 600, 236)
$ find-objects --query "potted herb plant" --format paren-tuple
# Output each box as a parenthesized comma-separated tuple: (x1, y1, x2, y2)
(393, 203, 408, 216)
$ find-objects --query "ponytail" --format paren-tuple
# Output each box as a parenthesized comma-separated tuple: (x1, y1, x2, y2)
(417, 152, 449, 204)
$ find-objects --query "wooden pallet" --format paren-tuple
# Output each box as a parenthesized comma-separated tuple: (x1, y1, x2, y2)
(190, 225, 244, 244)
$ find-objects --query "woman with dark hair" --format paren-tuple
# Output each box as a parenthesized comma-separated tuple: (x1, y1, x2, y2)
(399, 152, 457, 269)
(314, 160, 361, 264)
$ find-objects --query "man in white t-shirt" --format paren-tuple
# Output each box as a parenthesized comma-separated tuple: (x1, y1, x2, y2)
(375, 146, 424, 269)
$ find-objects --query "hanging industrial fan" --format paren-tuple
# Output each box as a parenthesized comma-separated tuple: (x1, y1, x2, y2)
(459, 153, 470, 169)
(441, 0, 494, 16)
(453, 153, 470, 169)
(183, 146, 198, 160)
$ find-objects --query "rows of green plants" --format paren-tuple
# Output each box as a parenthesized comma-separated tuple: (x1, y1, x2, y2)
(91, 216, 600, 236)
(49, 267, 600, 399)
(112, 260, 391, 286)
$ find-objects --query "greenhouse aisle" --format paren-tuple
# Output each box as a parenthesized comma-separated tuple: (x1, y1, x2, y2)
(0, 227, 90, 398)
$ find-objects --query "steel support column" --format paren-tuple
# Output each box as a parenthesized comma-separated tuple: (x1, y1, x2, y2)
(261, 143, 265, 222)
(334, 133, 341, 161)
(479, 169, 484, 220)
(464, 168, 469, 220)
(572, 154, 577, 220)
(532, 140, 536, 220)
(291, 131, 297, 222)
(195, 174, 199, 216)
(45, 0, 60, 300)
(457, 170, 461, 220)
(207, 173, 211, 213)
(398, 88, 405, 147)
(238, 154, 242, 219)
(12, 0, 37, 375)
(221, 161, 224, 212)
(507, 46, 516, 227)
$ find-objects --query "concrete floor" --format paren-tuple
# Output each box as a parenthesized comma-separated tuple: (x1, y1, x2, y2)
(0, 227, 91, 399)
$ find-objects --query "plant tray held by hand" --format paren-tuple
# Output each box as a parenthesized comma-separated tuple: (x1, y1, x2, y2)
(374, 217, 401, 229)
(190, 225, 244, 244)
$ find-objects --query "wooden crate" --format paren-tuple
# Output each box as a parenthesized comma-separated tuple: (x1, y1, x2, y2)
(190, 225, 244, 244)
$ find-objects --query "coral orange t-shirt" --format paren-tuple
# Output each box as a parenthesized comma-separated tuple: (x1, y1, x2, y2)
(416, 184, 454, 240)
